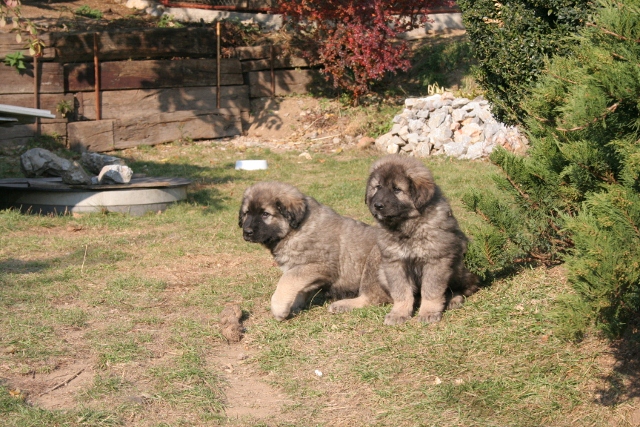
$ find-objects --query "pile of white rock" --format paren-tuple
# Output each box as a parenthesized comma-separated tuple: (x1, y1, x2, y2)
(374, 92, 528, 160)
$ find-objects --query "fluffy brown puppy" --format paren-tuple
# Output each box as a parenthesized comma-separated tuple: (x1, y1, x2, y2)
(239, 181, 391, 321)
(366, 155, 478, 325)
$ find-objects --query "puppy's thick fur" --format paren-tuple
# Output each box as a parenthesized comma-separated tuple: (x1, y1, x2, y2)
(366, 155, 478, 325)
(239, 181, 391, 320)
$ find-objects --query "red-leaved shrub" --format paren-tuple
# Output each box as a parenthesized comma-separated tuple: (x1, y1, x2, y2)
(274, 0, 455, 101)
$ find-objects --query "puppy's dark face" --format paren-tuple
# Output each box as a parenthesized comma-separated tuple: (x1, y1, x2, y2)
(239, 182, 308, 249)
(366, 157, 436, 231)
(239, 198, 288, 247)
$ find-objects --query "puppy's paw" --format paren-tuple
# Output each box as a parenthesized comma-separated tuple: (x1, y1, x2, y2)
(446, 295, 465, 310)
(384, 313, 411, 325)
(416, 312, 443, 323)
(328, 301, 353, 314)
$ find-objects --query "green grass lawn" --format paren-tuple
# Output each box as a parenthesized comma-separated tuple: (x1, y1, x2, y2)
(0, 142, 629, 426)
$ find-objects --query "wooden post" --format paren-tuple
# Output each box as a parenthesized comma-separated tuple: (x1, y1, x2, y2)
(94, 33, 101, 120)
(216, 21, 221, 109)
(33, 55, 40, 132)
(270, 44, 275, 97)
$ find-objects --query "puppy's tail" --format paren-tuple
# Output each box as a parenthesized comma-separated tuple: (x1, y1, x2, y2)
(450, 266, 480, 297)
(446, 267, 480, 310)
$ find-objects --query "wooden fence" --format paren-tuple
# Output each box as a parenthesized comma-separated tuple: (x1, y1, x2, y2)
(0, 26, 321, 151)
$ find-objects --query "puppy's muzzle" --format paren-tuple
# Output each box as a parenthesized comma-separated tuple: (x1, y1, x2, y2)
(243, 228, 254, 241)
(373, 202, 385, 211)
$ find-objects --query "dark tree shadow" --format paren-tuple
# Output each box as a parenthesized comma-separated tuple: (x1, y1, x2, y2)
(0, 258, 51, 275)
(595, 315, 640, 406)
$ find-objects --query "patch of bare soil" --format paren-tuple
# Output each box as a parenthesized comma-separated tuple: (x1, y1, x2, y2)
(17, 0, 158, 32)
(210, 345, 293, 423)
(9, 359, 94, 410)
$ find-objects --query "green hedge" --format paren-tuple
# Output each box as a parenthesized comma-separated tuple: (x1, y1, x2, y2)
(456, 0, 591, 124)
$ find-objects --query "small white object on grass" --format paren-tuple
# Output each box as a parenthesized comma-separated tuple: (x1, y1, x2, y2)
(235, 160, 268, 170)
(314, 370, 323, 377)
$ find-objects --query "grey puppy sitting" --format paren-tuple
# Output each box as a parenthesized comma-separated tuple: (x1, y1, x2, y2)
(239, 181, 391, 321)
(365, 155, 478, 325)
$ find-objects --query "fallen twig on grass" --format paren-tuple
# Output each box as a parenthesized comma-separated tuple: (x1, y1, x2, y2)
(40, 367, 86, 396)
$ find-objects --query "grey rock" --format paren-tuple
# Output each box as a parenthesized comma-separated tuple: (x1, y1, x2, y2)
(431, 124, 453, 142)
(386, 143, 400, 154)
(98, 165, 134, 184)
(415, 141, 433, 157)
(401, 141, 416, 152)
(424, 100, 437, 112)
(20, 148, 92, 185)
(408, 119, 425, 133)
(62, 161, 94, 185)
(444, 142, 467, 158)
(416, 109, 430, 119)
(428, 111, 447, 130)
(454, 133, 472, 146)
(390, 123, 403, 134)
(451, 108, 467, 123)
(390, 134, 406, 147)
(477, 107, 493, 123)
(80, 152, 126, 175)
(484, 122, 502, 142)
(464, 101, 480, 112)
(375, 132, 393, 148)
(413, 100, 427, 111)
(464, 142, 484, 160)
(406, 133, 421, 145)
(405, 98, 420, 107)
(432, 137, 452, 150)
(452, 98, 470, 109)
(398, 126, 410, 141)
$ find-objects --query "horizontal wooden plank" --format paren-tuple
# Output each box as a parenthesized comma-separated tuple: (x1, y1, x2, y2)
(248, 69, 325, 98)
(65, 58, 243, 92)
(241, 56, 310, 73)
(76, 86, 250, 120)
(233, 45, 305, 62)
(68, 109, 242, 152)
(233, 45, 272, 61)
(0, 94, 74, 120)
(114, 110, 242, 149)
(52, 27, 221, 62)
(0, 32, 55, 61)
(0, 62, 65, 94)
(68, 120, 115, 152)
(0, 121, 68, 147)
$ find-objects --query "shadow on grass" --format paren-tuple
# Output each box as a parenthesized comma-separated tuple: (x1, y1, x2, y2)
(113, 154, 240, 212)
(595, 317, 640, 407)
(0, 258, 51, 275)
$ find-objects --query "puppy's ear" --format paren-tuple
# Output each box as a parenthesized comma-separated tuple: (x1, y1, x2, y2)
(238, 198, 245, 228)
(276, 197, 307, 229)
(364, 175, 375, 205)
(409, 169, 436, 213)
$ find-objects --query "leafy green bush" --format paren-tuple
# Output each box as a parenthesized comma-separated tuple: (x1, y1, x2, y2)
(411, 39, 477, 92)
(463, 0, 640, 338)
(74, 5, 103, 20)
(456, 0, 591, 124)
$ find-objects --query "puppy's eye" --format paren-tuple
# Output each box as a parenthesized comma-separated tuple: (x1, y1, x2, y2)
(374, 184, 382, 190)
(393, 186, 402, 194)
(261, 211, 271, 219)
